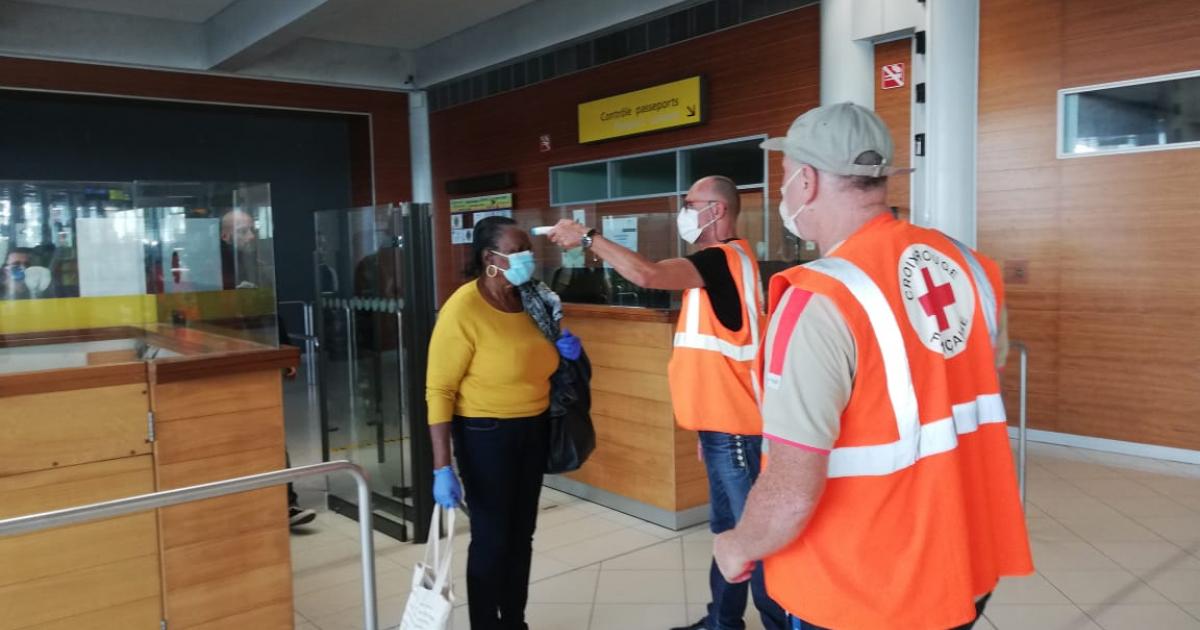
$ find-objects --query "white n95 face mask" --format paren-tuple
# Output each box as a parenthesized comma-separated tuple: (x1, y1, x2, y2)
(677, 203, 716, 244)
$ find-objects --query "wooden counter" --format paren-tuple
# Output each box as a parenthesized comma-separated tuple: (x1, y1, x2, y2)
(550, 304, 709, 529)
(0, 327, 298, 630)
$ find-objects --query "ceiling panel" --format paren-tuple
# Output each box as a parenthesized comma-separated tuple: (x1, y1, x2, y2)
(18, 0, 237, 23)
(307, 0, 538, 49)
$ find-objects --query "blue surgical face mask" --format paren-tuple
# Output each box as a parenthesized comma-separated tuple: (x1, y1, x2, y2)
(491, 249, 536, 286)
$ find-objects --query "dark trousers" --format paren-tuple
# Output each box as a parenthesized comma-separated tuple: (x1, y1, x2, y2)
(699, 431, 788, 630)
(790, 592, 993, 630)
(452, 414, 549, 630)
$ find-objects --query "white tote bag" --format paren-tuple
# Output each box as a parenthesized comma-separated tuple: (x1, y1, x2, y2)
(399, 507, 456, 630)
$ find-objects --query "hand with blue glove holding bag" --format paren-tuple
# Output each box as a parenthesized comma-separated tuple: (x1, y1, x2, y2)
(432, 466, 462, 509)
(555, 328, 582, 361)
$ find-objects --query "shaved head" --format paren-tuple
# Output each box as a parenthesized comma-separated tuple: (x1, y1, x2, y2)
(695, 175, 740, 217)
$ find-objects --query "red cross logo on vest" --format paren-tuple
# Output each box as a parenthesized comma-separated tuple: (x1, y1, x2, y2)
(899, 244, 976, 359)
(917, 267, 956, 331)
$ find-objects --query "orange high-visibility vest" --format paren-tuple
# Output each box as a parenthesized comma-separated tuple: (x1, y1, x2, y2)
(763, 215, 1032, 629)
(668, 239, 765, 435)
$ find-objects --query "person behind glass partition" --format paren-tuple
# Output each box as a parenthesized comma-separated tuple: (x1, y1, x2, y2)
(1, 248, 33, 300)
(220, 209, 261, 289)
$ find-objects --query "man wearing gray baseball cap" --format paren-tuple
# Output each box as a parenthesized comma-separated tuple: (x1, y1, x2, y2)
(710, 102, 1032, 629)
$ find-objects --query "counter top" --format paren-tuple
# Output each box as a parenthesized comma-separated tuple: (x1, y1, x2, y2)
(0, 325, 297, 396)
(562, 303, 679, 324)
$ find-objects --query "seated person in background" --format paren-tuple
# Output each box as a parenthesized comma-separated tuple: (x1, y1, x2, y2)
(1, 248, 33, 300)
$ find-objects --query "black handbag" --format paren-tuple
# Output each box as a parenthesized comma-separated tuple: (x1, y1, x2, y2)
(517, 281, 596, 474)
(544, 349, 596, 474)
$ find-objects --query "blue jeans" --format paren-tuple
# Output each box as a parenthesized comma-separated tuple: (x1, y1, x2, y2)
(700, 431, 788, 630)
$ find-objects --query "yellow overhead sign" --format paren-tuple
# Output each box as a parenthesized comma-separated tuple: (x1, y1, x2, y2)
(578, 76, 704, 143)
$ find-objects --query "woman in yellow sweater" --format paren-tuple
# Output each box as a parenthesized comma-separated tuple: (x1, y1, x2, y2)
(426, 216, 578, 630)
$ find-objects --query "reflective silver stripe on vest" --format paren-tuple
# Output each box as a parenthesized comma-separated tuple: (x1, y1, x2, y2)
(805, 256, 1007, 478)
(806, 257, 921, 447)
(946, 237, 998, 350)
(673, 241, 761, 364)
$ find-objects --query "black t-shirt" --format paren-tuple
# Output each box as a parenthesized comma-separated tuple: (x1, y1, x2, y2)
(685, 241, 743, 332)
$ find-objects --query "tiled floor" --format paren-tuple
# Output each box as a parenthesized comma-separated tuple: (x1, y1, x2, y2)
(290, 442, 1200, 630)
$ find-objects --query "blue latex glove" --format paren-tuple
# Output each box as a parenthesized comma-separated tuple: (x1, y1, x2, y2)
(556, 329, 582, 361)
(432, 466, 462, 509)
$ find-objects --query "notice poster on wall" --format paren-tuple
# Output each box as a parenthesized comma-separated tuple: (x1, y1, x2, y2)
(77, 214, 147, 297)
(448, 193, 515, 247)
(161, 216, 222, 293)
(601, 215, 638, 269)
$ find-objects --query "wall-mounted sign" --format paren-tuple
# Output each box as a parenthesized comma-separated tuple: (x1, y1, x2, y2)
(578, 76, 705, 143)
(881, 63, 905, 90)
(449, 192, 513, 213)
(539, 134, 552, 152)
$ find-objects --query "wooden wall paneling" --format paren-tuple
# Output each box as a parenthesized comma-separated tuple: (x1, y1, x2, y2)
(152, 370, 291, 630)
(0, 456, 161, 630)
(978, 0, 1065, 435)
(0, 382, 150, 476)
(980, 0, 1200, 450)
(873, 39, 912, 218)
(18, 598, 162, 630)
(431, 6, 821, 302)
(1060, 0, 1200, 87)
(0, 555, 163, 630)
(152, 370, 281, 421)
(561, 315, 691, 510)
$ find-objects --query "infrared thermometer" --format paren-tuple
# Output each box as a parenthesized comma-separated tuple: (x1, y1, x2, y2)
(531, 226, 554, 236)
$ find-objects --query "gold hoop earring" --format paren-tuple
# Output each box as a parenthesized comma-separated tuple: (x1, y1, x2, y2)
(485, 265, 499, 278)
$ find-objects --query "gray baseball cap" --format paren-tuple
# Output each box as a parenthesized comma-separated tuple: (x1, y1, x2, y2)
(761, 102, 911, 177)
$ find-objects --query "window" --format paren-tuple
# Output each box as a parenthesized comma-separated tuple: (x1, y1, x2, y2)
(1060, 70, 1200, 158)
(551, 162, 608, 204)
(548, 136, 766, 205)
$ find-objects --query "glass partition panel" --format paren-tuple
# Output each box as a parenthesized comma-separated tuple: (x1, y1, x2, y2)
(0, 179, 277, 347)
(315, 204, 412, 538)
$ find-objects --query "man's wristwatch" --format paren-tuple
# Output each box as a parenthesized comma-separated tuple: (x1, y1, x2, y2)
(580, 228, 598, 249)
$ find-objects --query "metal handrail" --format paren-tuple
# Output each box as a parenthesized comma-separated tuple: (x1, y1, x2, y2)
(0, 461, 379, 630)
(1011, 340, 1029, 507)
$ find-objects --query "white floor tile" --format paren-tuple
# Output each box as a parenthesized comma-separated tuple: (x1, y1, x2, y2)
(529, 553, 576, 582)
(685, 569, 710, 605)
(992, 573, 1072, 604)
(1032, 540, 1123, 571)
(684, 540, 715, 570)
(524, 603, 596, 630)
(1139, 516, 1200, 546)
(1140, 569, 1200, 604)
(1058, 515, 1166, 543)
(601, 540, 683, 571)
(533, 515, 627, 552)
(1091, 541, 1200, 572)
(1041, 569, 1168, 605)
(591, 603, 687, 630)
(1082, 603, 1200, 630)
(985, 603, 1102, 629)
(1027, 517, 1087, 543)
(535, 503, 596, 528)
(595, 569, 686, 604)
(527, 569, 600, 604)
(543, 528, 663, 568)
(1105, 494, 1199, 518)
